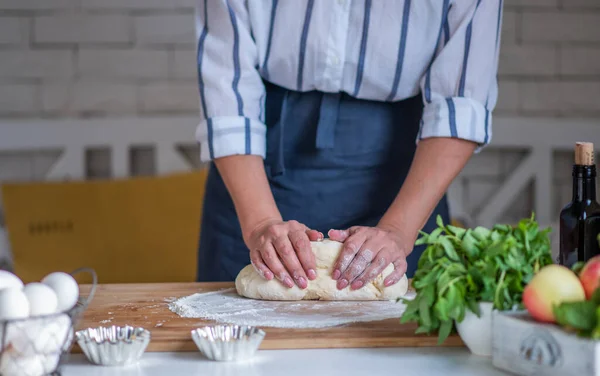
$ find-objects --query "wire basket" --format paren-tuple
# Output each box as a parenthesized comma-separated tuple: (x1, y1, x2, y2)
(0, 267, 97, 376)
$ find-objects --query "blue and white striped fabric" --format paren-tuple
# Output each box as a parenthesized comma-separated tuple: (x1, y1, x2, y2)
(195, 0, 504, 162)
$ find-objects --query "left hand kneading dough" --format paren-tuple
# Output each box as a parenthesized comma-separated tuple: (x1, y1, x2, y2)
(235, 239, 409, 301)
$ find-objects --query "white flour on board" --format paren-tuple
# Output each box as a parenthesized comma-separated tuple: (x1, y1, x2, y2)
(168, 288, 416, 329)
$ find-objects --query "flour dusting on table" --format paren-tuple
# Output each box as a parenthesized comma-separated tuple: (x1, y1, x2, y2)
(168, 288, 415, 329)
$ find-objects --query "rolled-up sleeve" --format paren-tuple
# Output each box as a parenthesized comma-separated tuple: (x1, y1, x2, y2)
(195, 0, 266, 162)
(419, 0, 503, 151)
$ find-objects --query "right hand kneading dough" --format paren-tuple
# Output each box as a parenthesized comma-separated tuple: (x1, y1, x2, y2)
(235, 239, 409, 301)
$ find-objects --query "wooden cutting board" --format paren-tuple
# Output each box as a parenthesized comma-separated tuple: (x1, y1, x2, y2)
(74, 282, 464, 352)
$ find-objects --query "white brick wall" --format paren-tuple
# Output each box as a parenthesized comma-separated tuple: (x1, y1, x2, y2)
(0, 51, 73, 78)
(42, 82, 138, 115)
(0, 84, 37, 114)
(498, 2, 600, 120)
(78, 49, 170, 79)
(522, 13, 600, 43)
(498, 45, 557, 76)
(0, 0, 78, 10)
(505, 0, 558, 7)
(139, 82, 199, 113)
(0, 4, 197, 118)
(134, 14, 195, 46)
(495, 80, 519, 112)
(0, 0, 598, 227)
(0, 17, 25, 45)
(34, 14, 131, 44)
(560, 47, 600, 75)
(521, 82, 600, 115)
(81, 0, 195, 10)
(562, 0, 600, 8)
(501, 10, 517, 44)
(71, 82, 136, 114)
(171, 49, 197, 79)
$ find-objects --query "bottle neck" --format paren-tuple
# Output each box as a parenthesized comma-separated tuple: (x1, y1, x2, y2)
(572, 165, 597, 202)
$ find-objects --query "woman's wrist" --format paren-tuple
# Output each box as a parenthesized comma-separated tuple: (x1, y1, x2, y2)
(213, 154, 282, 244)
(377, 214, 420, 249)
(241, 215, 282, 245)
(376, 138, 476, 251)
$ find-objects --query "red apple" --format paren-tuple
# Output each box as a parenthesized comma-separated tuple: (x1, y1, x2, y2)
(579, 255, 600, 299)
(523, 264, 585, 323)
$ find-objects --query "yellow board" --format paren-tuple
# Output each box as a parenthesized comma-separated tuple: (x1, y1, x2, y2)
(1, 169, 208, 284)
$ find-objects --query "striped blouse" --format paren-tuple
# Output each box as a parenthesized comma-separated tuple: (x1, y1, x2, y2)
(195, 0, 504, 162)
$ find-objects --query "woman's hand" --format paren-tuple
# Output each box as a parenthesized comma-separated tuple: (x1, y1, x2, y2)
(327, 226, 412, 290)
(212, 155, 323, 290)
(246, 219, 323, 289)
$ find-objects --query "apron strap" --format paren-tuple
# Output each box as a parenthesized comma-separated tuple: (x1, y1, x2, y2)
(271, 90, 341, 177)
(271, 91, 289, 177)
(315, 92, 341, 150)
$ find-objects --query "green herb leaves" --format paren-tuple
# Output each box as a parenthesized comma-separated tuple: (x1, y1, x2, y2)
(552, 286, 600, 339)
(400, 214, 553, 344)
(553, 300, 597, 333)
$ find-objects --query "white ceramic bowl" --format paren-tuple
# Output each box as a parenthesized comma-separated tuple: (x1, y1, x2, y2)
(455, 302, 494, 357)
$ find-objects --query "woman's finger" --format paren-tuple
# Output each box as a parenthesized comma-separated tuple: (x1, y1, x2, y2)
(260, 242, 295, 288)
(250, 249, 274, 280)
(337, 238, 381, 290)
(331, 228, 367, 280)
(272, 234, 309, 289)
(383, 257, 408, 287)
(327, 226, 359, 242)
(350, 250, 391, 290)
(306, 229, 324, 242)
(289, 229, 317, 280)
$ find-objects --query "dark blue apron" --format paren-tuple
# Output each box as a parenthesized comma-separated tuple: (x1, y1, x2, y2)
(197, 81, 449, 282)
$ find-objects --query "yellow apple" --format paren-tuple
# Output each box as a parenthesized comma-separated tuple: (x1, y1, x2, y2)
(523, 264, 585, 323)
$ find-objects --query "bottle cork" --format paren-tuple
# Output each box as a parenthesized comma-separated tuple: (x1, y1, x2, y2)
(575, 142, 595, 166)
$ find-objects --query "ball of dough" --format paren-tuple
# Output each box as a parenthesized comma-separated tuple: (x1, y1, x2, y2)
(235, 239, 408, 301)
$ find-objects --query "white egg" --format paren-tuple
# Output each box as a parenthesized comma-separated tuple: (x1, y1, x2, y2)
(0, 271, 23, 291)
(23, 283, 58, 316)
(0, 287, 29, 320)
(41, 272, 79, 312)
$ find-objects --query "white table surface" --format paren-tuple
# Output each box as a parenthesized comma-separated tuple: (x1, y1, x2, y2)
(61, 347, 511, 376)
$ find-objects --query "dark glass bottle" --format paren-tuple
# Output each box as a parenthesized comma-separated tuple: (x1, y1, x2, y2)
(559, 142, 600, 267)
